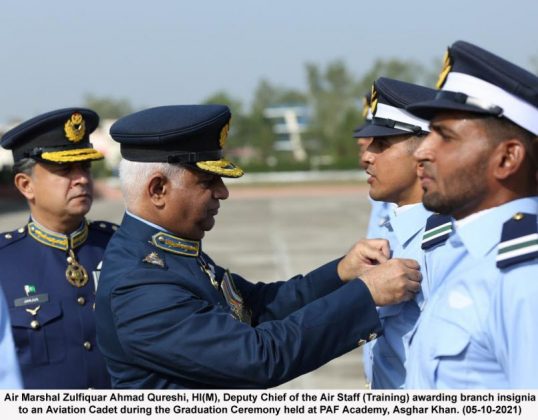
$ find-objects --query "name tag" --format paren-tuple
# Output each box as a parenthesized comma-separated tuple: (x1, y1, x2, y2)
(14, 293, 49, 307)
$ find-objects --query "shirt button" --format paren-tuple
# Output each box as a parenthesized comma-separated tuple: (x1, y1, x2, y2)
(5, 233, 12, 239)
(357, 339, 367, 347)
(77, 296, 86, 306)
(83, 341, 92, 351)
(30, 320, 40, 330)
(368, 332, 378, 341)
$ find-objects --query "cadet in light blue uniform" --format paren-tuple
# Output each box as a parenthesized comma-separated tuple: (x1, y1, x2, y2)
(95, 104, 423, 389)
(405, 40, 538, 388)
(0, 109, 114, 388)
(0, 286, 22, 388)
(355, 78, 436, 388)
(353, 91, 394, 240)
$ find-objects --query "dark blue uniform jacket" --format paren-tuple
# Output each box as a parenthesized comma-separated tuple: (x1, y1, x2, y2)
(0, 219, 115, 389)
(95, 214, 381, 389)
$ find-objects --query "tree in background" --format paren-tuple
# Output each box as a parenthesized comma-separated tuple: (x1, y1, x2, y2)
(84, 95, 134, 119)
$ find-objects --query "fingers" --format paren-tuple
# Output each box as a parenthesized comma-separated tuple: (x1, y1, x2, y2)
(361, 245, 389, 264)
(397, 258, 421, 270)
(365, 238, 391, 260)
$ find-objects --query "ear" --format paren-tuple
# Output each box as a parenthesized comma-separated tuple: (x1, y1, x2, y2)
(492, 139, 526, 180)
(14, 173, 35, 200)
(146, 173, 168, 208)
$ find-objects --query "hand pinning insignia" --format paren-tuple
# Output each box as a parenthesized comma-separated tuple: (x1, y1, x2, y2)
(143, 252, 165, 268)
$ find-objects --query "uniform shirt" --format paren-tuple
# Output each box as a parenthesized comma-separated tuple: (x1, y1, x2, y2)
(363, 203, 431, 388)
(405, 197, 538, 388)
(0, 286, 22, 389)
(0, 218, 115, 389)
(95, 213, 382, 389)
(366, 199, 394, 239)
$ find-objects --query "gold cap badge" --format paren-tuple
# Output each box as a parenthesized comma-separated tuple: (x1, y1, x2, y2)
(219, 121, 230, 148)
(370, 85, 378, 116)
(436, 49, 453, 89)
(64, 113, 86, 143)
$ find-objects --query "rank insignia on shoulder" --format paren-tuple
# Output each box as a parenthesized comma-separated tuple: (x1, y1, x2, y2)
(422, 214, 453, 250)
(143, 252, 165, 268)
(496, 213, 538, 268)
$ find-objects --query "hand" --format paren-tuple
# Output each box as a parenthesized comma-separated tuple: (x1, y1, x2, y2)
(337, 239, 391, 282)
(359, 258, 422, 306)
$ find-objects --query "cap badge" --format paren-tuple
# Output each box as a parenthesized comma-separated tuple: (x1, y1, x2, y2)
(361, 96, 370, 118)
(219, 121, 230, 148)
(64, 112, 86, 143)
(436, 49, 453, 89)
(370, 85, 378, 116)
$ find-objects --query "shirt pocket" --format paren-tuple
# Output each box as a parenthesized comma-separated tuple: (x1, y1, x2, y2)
(9, 302, 66, 366)
(427, 318, 471, 387)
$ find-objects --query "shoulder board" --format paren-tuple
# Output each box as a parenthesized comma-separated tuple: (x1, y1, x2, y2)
(496, 212, 538, 268)
(421, 214, 453, 250)
(0, 225, 28, 249)
(88, 220, 119, 235)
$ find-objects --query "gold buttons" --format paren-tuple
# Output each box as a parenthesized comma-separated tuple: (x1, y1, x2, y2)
(357, 339, 367, 347)
(17, 227, 25, 233)
(77, 296, 86, 306)
(513, 212, 525, 221)
(30, 320, 40, 330)
(368, 332, 378, 341)
(83, 341, 92, 351)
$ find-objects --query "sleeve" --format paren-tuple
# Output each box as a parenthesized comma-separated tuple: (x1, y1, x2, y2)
(0, 287, 23, 389)
(490, 261, 538, 388)
(231, 258, 345, 324)
(110, 272, 381, 389)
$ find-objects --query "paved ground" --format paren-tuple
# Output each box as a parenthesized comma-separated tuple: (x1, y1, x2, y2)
(0, 181, 373, 389)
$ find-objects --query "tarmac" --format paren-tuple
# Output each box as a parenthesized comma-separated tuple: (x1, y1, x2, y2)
(0, 179, 373, 389)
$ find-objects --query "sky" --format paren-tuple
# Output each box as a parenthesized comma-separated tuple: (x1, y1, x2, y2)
(0, 0, 536, 123)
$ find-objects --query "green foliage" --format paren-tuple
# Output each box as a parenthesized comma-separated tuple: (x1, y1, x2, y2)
(83, 95, 134, 119)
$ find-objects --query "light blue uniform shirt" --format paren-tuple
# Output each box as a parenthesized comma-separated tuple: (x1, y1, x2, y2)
(405, 197, 538, 389)
(366, 199, 394, 240)
(0, 286, 22, 388)
(363, 203, 431, 388)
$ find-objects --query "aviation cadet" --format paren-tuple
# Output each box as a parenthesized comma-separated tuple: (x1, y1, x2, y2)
(354, 91, 395, 240)
(0, 108, 115, 388)
(404, 40, 538, 388)
(356, 78, 436, 388)
(95, 104, 423, 389)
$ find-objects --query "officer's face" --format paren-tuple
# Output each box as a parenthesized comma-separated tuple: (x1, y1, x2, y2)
(165, 167, 229, 240)
(414, 112, 494, 219)
(23, 161, 93, 227)
(361, 135, 422, 206)
(356, 137, 372, 170)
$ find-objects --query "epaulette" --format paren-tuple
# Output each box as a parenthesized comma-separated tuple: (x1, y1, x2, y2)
(0, 225, 28, 249)
(421, 214, 453, 250)
(88, 220, 119, 235)
(496, 212, 538, 268)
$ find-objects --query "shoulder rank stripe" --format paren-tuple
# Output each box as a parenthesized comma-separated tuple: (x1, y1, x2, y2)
(422, 214, 453, 250)
(497, 213, 538, 268)
(151, 232, 200, 257)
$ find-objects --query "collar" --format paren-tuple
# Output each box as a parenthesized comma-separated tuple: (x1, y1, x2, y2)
(387, 203, 432, 248)
(28, 218, 88, 251)
(455, 197, 538, 259)
(122, 212, 200, 257)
